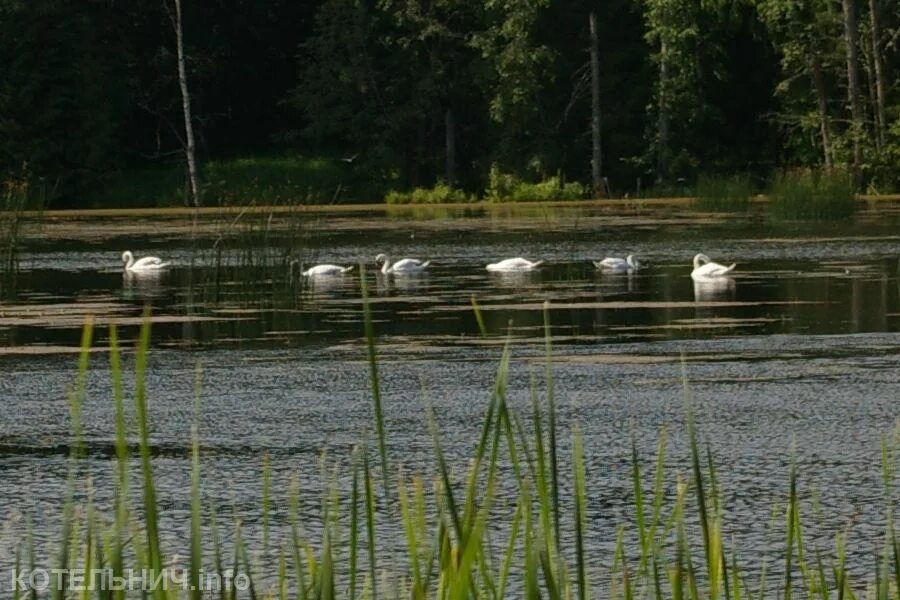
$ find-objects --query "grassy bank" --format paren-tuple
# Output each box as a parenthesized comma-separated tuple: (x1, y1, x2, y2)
(85, 159, 865, 223)
(11, 292, 898, 599)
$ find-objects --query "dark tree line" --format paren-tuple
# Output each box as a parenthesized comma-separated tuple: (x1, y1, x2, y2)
(2, 0, 900, 206)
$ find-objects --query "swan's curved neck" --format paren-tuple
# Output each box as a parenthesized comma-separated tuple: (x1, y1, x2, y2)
(123, 252, 134, 269)
(380, 257, 391, 274)
(693, 254, 708, 270)
(626, 255, 636, 268)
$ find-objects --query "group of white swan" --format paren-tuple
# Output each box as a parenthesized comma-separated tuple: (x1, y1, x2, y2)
(120, 249, 737, 282)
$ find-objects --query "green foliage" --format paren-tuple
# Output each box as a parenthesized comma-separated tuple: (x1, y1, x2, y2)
(88, 167, 186, 208)
(6, 0, 900, 204)
(487, 165, 586, 201)
(384, 182, 472, 204)
(0, 1, 123, 206)
(88, 155, 367, 208)
(768, 169, 857, 220)
(202, 155, 354, 205)
(695, 174, 753, 212)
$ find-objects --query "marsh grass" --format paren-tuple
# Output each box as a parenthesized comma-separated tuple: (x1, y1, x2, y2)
(13, 290, 899, 599)
(769, 169, 857, 220)
(92, 155, 368, 208)
(190, 197, 313, 309)
(694, 175, 753, 212)
(0, 177, 41, 297)
(204, 155, 355, 206)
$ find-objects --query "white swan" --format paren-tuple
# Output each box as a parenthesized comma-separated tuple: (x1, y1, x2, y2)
(594, 254, 641, 273)
(122, 250, 170, 272)
(375, 253, 430, 274)
(690, 253, 735, 281)
(301, 264, 354, 276)
(485, 257, 544, 272)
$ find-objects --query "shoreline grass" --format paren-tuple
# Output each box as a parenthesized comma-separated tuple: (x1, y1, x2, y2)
(694, 175, 753, 213)
(768, 169, 857, 220)
(7, 294, 899, 598)
(14, 192, 900, 221)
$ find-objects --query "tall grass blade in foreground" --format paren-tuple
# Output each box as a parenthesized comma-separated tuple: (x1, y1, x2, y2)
(23, 312, 900, 599)
(360, 264, 390, 496)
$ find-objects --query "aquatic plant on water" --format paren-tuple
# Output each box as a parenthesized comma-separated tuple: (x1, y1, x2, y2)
(8, 295, 899, 599)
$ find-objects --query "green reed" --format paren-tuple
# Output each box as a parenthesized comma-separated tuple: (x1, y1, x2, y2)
(18, 291, 899, 599)
(768, 169, 857, 220)
(0, 177, 36, 296)
(694, 175, 753, 213)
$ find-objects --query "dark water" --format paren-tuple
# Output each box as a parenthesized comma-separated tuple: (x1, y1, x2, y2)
(0, 207, 898, 591)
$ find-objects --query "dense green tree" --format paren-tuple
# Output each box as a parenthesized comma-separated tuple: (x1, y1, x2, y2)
(0, 0, 122, 203)
(3, 0, 900, 205)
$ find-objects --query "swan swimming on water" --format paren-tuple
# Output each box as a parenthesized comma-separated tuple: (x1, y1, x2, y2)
(300, 264, 355, 276)
(375, 253, 430, 274)
(594, 254, 641, 273)
(690, 253, 735, 281)
(485, 257, 544, 272)
(121, 251, 170, 272)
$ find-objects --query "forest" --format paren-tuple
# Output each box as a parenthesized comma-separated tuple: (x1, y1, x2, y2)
(2, 0, 900, 207)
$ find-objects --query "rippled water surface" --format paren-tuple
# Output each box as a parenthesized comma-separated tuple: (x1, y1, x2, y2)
(1, 205, 899, 587)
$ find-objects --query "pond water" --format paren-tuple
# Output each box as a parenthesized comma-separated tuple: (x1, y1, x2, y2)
(0, 205, 898, 590)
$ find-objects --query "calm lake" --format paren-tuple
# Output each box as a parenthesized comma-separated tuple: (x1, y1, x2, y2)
(1, 204, 898, 587)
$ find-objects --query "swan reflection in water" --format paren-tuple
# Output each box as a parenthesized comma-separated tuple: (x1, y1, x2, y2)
(595, 270, 637, 295)
(693, 276, 736, 301)
(489, 269, 540, 290)
(302, 272, 355, 296)
(376, 271, 430, 295)
(123, 269, 169, 300)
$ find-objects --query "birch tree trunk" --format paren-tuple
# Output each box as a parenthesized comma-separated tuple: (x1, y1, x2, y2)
(173, 0, 200, 206)
(810, 54, 833, 169)
(589, 12, 603, 195)
(869, 0, 886, 148)
(841, 0, 864, 170)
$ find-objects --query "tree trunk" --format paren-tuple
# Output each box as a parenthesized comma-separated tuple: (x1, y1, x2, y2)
(589, 12, 603, 195)
(841, 0, 864, 170)
(173, 0, 200, 206)
(810, 54, 833, 169)
(444, 108, 456, 188)
(657, 38, 669, 183)
(863, 31, 879, 148)
(869, 0, 886, 148)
